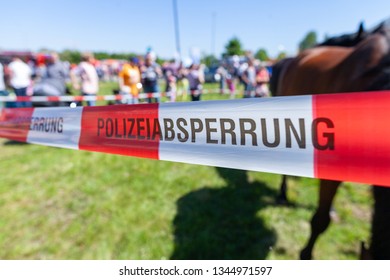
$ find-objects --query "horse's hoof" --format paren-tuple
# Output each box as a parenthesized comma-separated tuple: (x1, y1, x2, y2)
(299, 249, 312, 260)
(360, 241, 372, 260)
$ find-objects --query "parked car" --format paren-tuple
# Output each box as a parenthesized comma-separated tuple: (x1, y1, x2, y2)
(203, 66, 221, 83)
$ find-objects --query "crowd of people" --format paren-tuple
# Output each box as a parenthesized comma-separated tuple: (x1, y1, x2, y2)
(114, 52, 271, 104)
(217, 56, 271, 99)
(114, 50, 207, 104)
(0, 50, 271, 109)
(0, 52, 70, 108)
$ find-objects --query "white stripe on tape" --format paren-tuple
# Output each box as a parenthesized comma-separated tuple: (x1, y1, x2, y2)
(27, 107, 83, 149)
(158, 96, 314, 177)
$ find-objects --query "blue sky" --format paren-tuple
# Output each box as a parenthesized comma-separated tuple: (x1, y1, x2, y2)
(1, 0, 389, 59)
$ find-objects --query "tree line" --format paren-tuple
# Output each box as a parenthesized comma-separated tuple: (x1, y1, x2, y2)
(49, 31, 318, 66)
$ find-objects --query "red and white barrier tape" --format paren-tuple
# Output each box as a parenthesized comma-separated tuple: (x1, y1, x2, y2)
(0, 89, 230, 102)
(0, 92, 166, 102)
(1, 90, 389, 186)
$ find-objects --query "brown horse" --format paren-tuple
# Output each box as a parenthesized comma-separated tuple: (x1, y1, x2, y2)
(270, 21, 390, 259)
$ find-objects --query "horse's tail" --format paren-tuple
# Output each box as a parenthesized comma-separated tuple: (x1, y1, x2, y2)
(269, 58, 294, 96)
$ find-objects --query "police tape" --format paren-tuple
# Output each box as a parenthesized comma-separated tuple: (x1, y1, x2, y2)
(0, 89, 229, 103)
(0, 92, 166, 102)
(1, 90, 389, 186)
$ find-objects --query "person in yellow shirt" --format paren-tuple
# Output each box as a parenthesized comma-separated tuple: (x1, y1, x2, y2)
(118, 57, 141, 104)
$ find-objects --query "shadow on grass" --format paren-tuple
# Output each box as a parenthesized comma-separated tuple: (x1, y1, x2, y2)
(171, 167, 277, 260)
(3, 140, 29, 145)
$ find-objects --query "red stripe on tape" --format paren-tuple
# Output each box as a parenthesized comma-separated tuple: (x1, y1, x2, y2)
(47, 96, 60, 102)
(0, 108, 34, 142)
(74, 96, 84, 101)
(314, 91, 390, 185)
(79, 104, 160, 159)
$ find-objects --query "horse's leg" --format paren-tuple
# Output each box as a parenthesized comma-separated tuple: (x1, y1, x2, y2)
(300, 179, 341, 260)
(370, 185, 390, 259)
(277, 175, 289, 204)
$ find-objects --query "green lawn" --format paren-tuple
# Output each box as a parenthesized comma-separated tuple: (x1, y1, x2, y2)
(0, 82, 372, 259)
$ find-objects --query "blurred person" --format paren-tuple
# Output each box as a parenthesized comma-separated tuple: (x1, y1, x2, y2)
(118, 56, 141, 104)
(226, 64, 238, 99)
(32, 52, 69, 107)
(0, 62, 10, 108)
(187, 63, 204, 101)
(237, 60, 248, 88)
(101, 62, 109, 82)
(166, 70, 177, 102)
(241, 58, 256, 98)
(38, 55, 48, 76)
(255, 65, 270, 97)
(176, 62, 189, 101)
(32, 54, 48, 82)
(146, 46, 157, 61)
(140, 53, 162, 103)
(8, 56, 32, 107)
(162, 60, 177, 102)
(44, 52, 67, 94)
(216, 63, 227, 94)
(71, 52, 99, 106)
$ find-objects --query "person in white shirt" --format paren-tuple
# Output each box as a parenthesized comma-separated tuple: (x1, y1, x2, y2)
(8, 57, 32, 107)
(71, 53, 99, 106)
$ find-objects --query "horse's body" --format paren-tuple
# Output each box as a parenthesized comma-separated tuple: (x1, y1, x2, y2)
(271, 22, 390, 259)
(276, 37, 390, 96)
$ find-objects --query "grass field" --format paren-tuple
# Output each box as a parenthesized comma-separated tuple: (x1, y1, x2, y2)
(0, 82, 373, 259)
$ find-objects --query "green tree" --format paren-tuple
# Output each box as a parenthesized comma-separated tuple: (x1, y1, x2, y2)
(60, 50, 141, 63)
(299, 31, 317, 51)
(201, 54, 219, 67)
(93, 52, 138, 61)
(276, 51, 287, 60)
(93, 52, 111, 60)
(255, 48, 269, 61)
(37, 47, 54, 54)
(156, 57, 165, 66)
(59, 49, 82, 64)
(223, 37, 244, 56)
